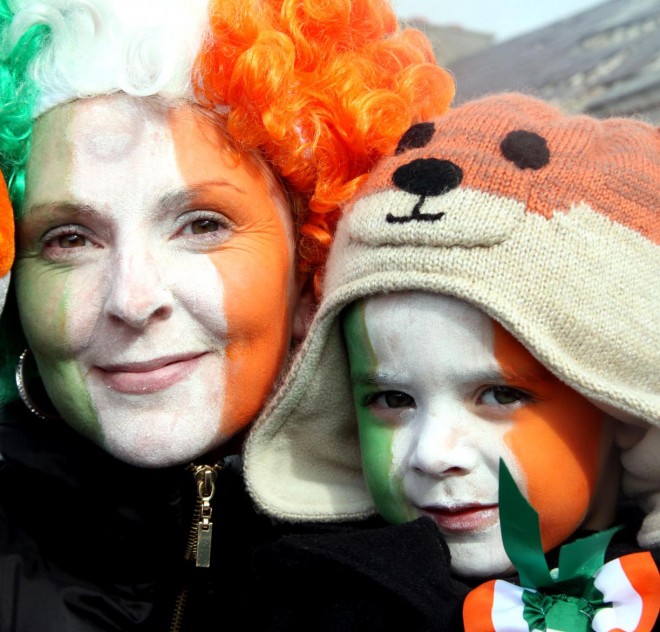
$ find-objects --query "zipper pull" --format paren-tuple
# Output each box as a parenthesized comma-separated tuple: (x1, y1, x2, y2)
(192, 465, 219, 568)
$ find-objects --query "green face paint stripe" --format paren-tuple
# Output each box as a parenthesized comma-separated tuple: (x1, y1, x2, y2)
(16, 263, 101, 443)
(342, 302, 410, 524)
(58, 281, 101, 444)
(55, 361, 101, 443)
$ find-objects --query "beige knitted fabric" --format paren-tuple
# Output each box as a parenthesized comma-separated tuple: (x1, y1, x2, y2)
(244, 93, 660, 544)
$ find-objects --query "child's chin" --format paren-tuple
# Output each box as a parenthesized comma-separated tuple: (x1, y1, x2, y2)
(447, 536, 514, 580)
(451, 556, 515, 580)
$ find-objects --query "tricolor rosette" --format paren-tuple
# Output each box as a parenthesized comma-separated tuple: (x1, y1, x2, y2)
(463, 462, 660, 631)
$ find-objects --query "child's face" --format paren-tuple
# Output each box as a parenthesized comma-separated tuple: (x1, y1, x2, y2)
(343, 292, 615, 578)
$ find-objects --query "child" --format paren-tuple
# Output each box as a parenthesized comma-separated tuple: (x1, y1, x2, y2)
(244, 93, 660, 630)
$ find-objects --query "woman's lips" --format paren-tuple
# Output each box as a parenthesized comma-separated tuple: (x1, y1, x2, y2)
(421, 504, 499, 533)
(95, 353, 207, 394)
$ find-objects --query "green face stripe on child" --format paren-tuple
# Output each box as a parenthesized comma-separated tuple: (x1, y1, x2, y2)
(343, 302, 414, 525)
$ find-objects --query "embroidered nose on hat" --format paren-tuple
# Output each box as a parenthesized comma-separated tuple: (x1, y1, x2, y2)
(387, 158, 463, 224)
(385, 121, 463, 224)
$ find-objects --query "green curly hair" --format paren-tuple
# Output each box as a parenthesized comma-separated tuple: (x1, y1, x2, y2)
(0, 1, 50, 403)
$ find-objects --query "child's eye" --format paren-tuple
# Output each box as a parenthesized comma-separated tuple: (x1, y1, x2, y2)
(365, 390, 416, 409)
(478, 386, 529, 406)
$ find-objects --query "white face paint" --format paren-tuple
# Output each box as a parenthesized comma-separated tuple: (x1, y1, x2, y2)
(344, 292, 613, 578)
(17, 94, 297, 467)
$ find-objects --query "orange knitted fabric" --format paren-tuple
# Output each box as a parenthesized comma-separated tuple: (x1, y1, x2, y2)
(357, 93, 659, 243)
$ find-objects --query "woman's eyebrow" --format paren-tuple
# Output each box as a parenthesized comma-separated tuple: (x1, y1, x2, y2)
(16, 201, 101, 245)
(23, 201, 99, 219)
(18, 202, 101, 237)
(159, 180, 246, 211)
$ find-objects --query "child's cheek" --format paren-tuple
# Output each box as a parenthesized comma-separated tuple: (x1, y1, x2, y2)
(344, 303, 414, 524)
(358, 412, 413, 524)
(504, 403, 604, 551)
(494, 324, 605, 551)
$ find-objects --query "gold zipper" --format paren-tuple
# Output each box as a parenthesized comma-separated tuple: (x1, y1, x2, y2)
(190, 464, 221, 568)
(168, 462, 223, 632)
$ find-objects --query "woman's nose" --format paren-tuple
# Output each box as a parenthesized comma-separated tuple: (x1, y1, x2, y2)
(409, 410, 477, 477)
(103, 247, 174, 329)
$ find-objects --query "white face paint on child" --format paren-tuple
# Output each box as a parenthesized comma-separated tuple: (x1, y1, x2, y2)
(16, 94, 298, 467)
(343, 292, 615, 578)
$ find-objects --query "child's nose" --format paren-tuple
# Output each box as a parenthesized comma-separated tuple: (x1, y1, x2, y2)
(409, 410, 477, 477)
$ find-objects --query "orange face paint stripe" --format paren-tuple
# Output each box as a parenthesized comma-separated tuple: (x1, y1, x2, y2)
(216, 234, 292, 437)
(169, 106, 295, 441)
(495, 322, 604, 552)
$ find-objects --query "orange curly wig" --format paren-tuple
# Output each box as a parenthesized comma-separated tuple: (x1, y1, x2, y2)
(195, 0, 455, 278)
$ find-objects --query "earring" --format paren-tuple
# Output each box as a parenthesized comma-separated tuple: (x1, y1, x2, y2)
(15, 349, 59, 421)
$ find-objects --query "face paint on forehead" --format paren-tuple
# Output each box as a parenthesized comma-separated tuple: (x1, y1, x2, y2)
(75, 97, 147, 162)
(70, 98, 174, 219)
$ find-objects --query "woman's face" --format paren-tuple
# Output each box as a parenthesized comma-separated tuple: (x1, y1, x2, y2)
(17, 94, 301, 467)
(344, 292, 616, 578)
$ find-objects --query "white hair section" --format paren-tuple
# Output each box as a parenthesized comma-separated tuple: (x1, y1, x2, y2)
(5, 0, 212, 117)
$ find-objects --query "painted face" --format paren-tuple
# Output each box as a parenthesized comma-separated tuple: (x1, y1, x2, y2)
(343, 292, 615, 578)
(16, 94, 299, 467)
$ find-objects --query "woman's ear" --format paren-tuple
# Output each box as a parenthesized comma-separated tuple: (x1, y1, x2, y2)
(292, 275, 317, 342)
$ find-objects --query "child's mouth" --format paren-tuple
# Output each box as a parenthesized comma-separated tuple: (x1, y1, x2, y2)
(420, 504, 499, 533)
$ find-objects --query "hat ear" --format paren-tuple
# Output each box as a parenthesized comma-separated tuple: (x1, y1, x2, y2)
(619, 425, 660, 547)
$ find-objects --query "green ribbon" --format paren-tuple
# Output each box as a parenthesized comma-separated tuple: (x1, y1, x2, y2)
(498, 459, 619, 630)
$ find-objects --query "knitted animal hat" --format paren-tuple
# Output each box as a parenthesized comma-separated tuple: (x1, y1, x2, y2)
(244, 93, 660, 545)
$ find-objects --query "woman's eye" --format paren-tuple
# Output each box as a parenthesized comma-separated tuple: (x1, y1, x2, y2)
(54, 234, 88, 249)
(479, 386, 527, 406)
(41, 227, 95, 256)
(368, 391, 416, 409)
(178, 213, 231, 241)
(190, 219, 220, 235)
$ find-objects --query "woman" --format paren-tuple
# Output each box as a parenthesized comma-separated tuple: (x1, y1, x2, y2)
(0, 0, 454, 629)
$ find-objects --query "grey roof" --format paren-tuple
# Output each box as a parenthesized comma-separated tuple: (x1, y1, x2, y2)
(448, 0, 660, 122)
